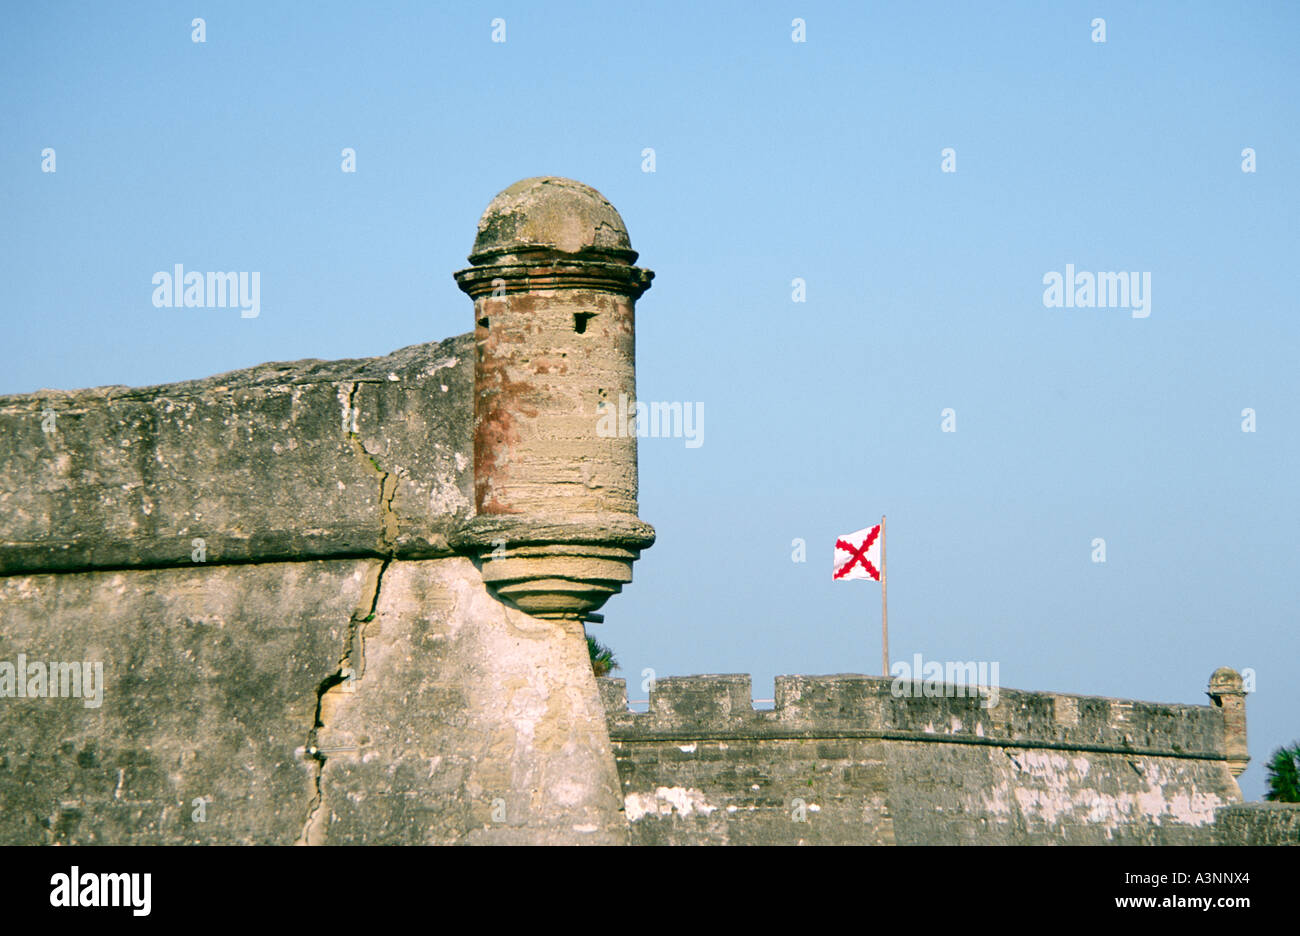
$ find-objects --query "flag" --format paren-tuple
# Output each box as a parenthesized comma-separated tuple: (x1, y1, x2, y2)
(833, 524, 882, 582)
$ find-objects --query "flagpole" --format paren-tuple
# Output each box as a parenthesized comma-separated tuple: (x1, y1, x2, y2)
(880, 514, 888, 677)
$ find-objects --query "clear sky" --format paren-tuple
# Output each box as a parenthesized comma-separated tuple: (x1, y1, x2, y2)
(3, 1, 1296, 801)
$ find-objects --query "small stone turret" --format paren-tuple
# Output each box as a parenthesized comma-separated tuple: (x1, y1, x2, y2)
(1207, 667, 1249, 778)
(453, 177, 655, 619)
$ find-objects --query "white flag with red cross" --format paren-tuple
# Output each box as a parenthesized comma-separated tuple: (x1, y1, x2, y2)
(833, 523, 882, 582)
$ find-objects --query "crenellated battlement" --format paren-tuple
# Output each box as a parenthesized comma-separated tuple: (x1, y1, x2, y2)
(603, 671, 1247, 845)
(601, 674, 1229, 761)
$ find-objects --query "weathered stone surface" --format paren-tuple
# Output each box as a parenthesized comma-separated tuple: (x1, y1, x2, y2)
(602, 675, 1244, 845)
(0, 335, 474, 574)
(467, 176, 639, 264)
(0, 556, 624, 845)
(1207, 666, 1249, 776)
(0, 176, 662, 846)
(1214, 803, 1300, 845)
(308, 557, 625, 844)
(453, 177, 655, 619)
(607, 674, 1229, 755)
(0, 561, 361, 844)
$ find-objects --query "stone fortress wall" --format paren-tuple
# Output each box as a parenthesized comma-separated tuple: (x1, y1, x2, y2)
(0, 334, 625, 844)
(600, 673, 1287, 845)
(0, 177, 1293, 845)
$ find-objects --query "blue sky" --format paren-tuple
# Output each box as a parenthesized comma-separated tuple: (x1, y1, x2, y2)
(3, 1, 1296, 800)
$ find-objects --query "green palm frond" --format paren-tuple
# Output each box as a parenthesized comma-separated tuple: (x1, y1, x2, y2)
(1264, 742, 1300, 802)
(587, 635, 618, 678)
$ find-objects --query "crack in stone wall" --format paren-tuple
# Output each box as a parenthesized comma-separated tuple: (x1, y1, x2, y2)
(300, 379, 404, 843)
(342, 381, 401, 553)
(297, 557, 390, 845)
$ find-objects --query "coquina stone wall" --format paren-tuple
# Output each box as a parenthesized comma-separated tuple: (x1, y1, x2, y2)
(0, 336, 625, 844)
(601, 674, 1249, 845)
(0, 177, 663, 845)
(1214, 803, 1300, 846)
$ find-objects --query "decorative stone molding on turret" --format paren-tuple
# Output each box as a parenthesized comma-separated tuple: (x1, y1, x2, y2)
(452, 177, 655, 620)
(1207, 666, 1249, 778)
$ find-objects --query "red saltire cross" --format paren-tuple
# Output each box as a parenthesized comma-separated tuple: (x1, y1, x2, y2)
(833, 524, 881, 581)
